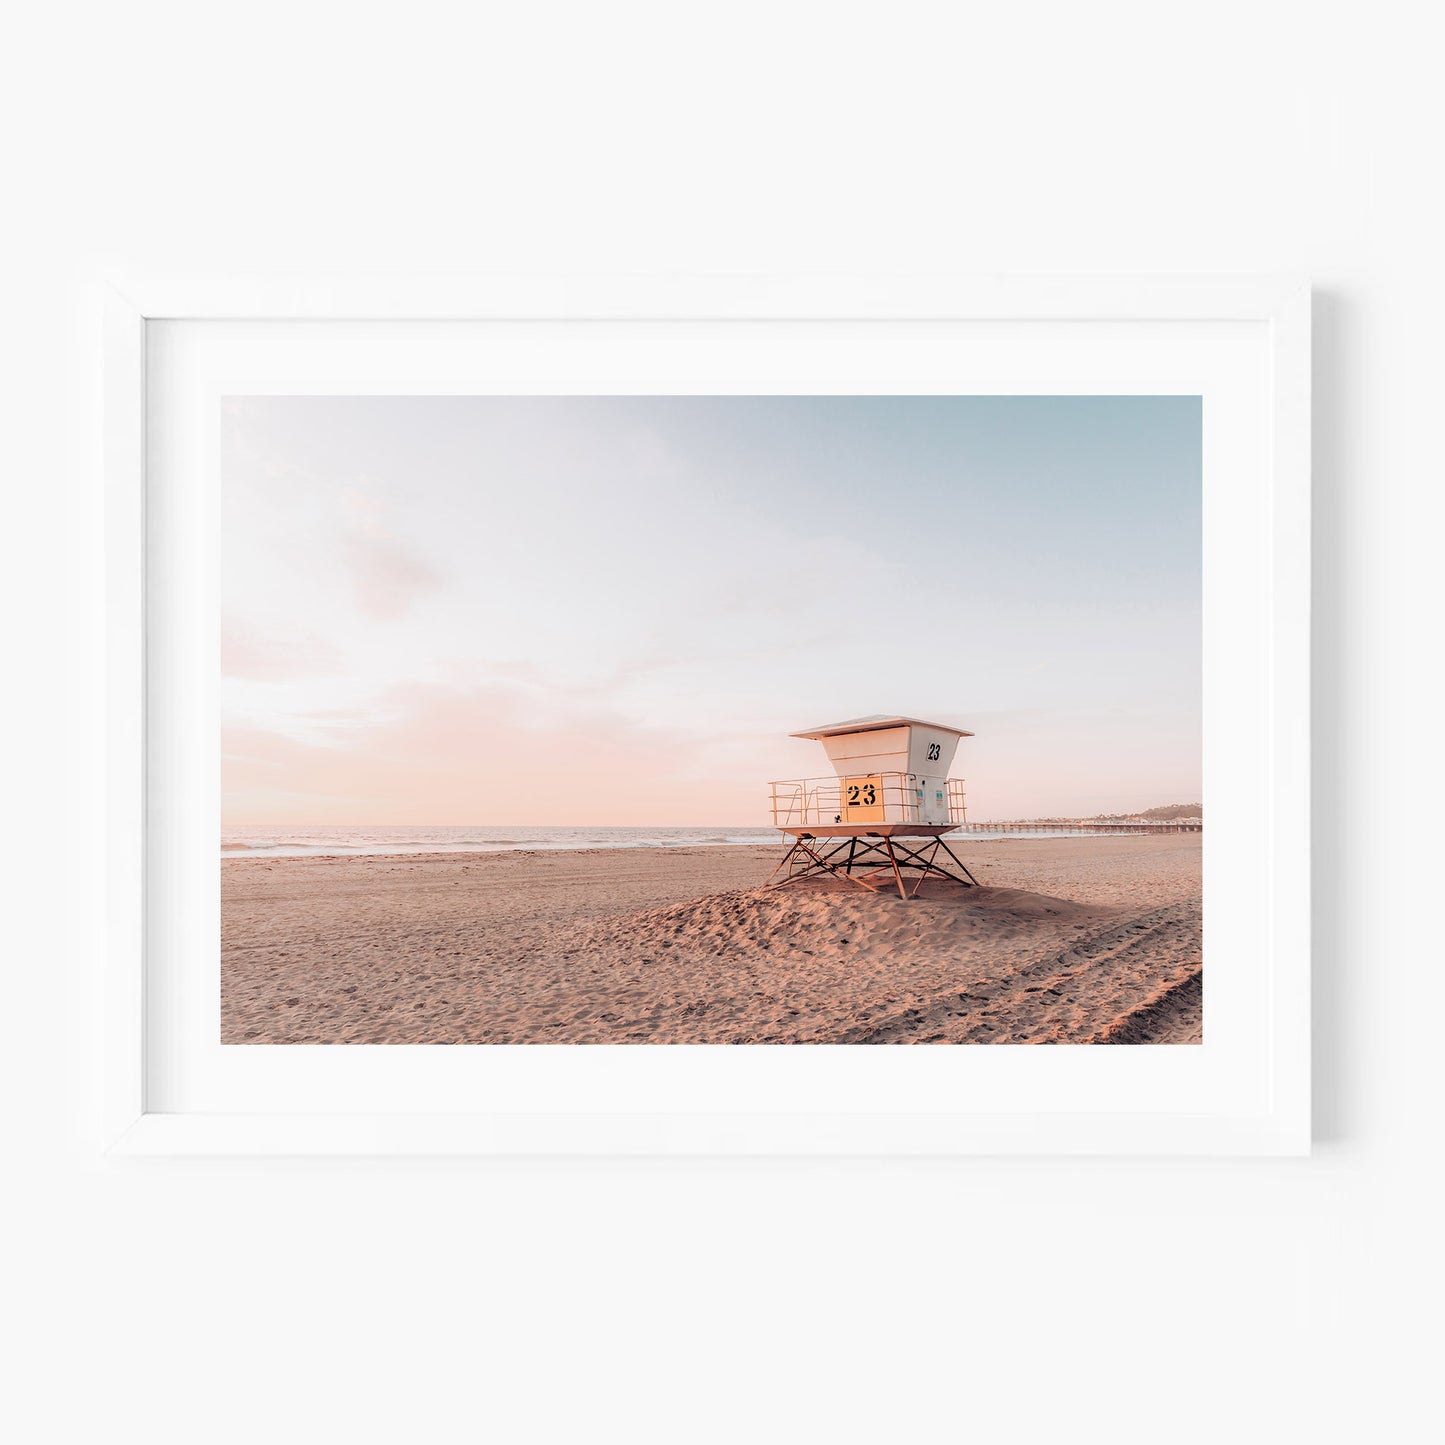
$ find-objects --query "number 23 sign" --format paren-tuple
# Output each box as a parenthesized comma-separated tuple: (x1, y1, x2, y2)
(841, 774, 885, 822)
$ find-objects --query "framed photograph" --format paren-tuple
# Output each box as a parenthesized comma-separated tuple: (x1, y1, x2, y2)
(96, 276, 1310, 1155)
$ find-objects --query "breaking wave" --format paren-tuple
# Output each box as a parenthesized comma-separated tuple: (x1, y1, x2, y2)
(221, 825, 778, 859)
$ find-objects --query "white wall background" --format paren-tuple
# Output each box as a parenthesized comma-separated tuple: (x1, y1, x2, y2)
(3, 2, 1438, 1440)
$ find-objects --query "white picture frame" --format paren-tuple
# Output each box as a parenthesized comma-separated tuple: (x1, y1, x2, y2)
(95, 276, 1310, 1156)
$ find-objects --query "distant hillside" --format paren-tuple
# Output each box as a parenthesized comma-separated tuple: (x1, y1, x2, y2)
(1094, 803, 1203, 822)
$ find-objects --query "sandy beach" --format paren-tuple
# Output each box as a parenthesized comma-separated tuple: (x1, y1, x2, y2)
(221, 834, 1202, 1045)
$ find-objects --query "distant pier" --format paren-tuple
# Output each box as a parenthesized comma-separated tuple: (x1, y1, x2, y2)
(956, 820, 1202, 835)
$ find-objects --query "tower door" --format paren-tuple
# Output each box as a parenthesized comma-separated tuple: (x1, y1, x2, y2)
(910, 731, 960, 824)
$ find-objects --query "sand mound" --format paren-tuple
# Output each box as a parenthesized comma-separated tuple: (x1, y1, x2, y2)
(566, 881, 1114, 958)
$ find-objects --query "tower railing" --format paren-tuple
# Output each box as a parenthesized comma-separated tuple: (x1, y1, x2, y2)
(947, 777, 967, 823)
(768, 773, 968, 829)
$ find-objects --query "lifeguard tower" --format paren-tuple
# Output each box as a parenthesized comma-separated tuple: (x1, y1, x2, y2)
(765, 714, 979, 899)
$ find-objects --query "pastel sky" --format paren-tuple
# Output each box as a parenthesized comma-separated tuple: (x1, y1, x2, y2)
(222, 395, 1201, 824)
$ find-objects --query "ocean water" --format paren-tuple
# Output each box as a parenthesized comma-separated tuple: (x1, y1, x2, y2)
(219, 823, 1148, 858)
(221, 825, 780, 859)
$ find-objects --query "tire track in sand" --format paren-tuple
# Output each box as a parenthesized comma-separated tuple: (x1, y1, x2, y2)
(829, 900, 1202, 1045)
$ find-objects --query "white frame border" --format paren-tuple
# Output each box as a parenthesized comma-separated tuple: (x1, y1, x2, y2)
(98, 276, 1310, 1156)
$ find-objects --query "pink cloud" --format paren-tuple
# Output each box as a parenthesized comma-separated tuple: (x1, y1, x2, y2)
(222, 687, 770, 826)
(341, 529, 441, 622)
(334, 488, 442, 622)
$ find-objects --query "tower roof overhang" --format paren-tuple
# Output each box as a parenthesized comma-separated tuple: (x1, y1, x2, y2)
(789, 714, 975, 741)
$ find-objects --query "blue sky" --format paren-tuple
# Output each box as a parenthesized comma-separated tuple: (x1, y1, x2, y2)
(222, 395, 1201, 823)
